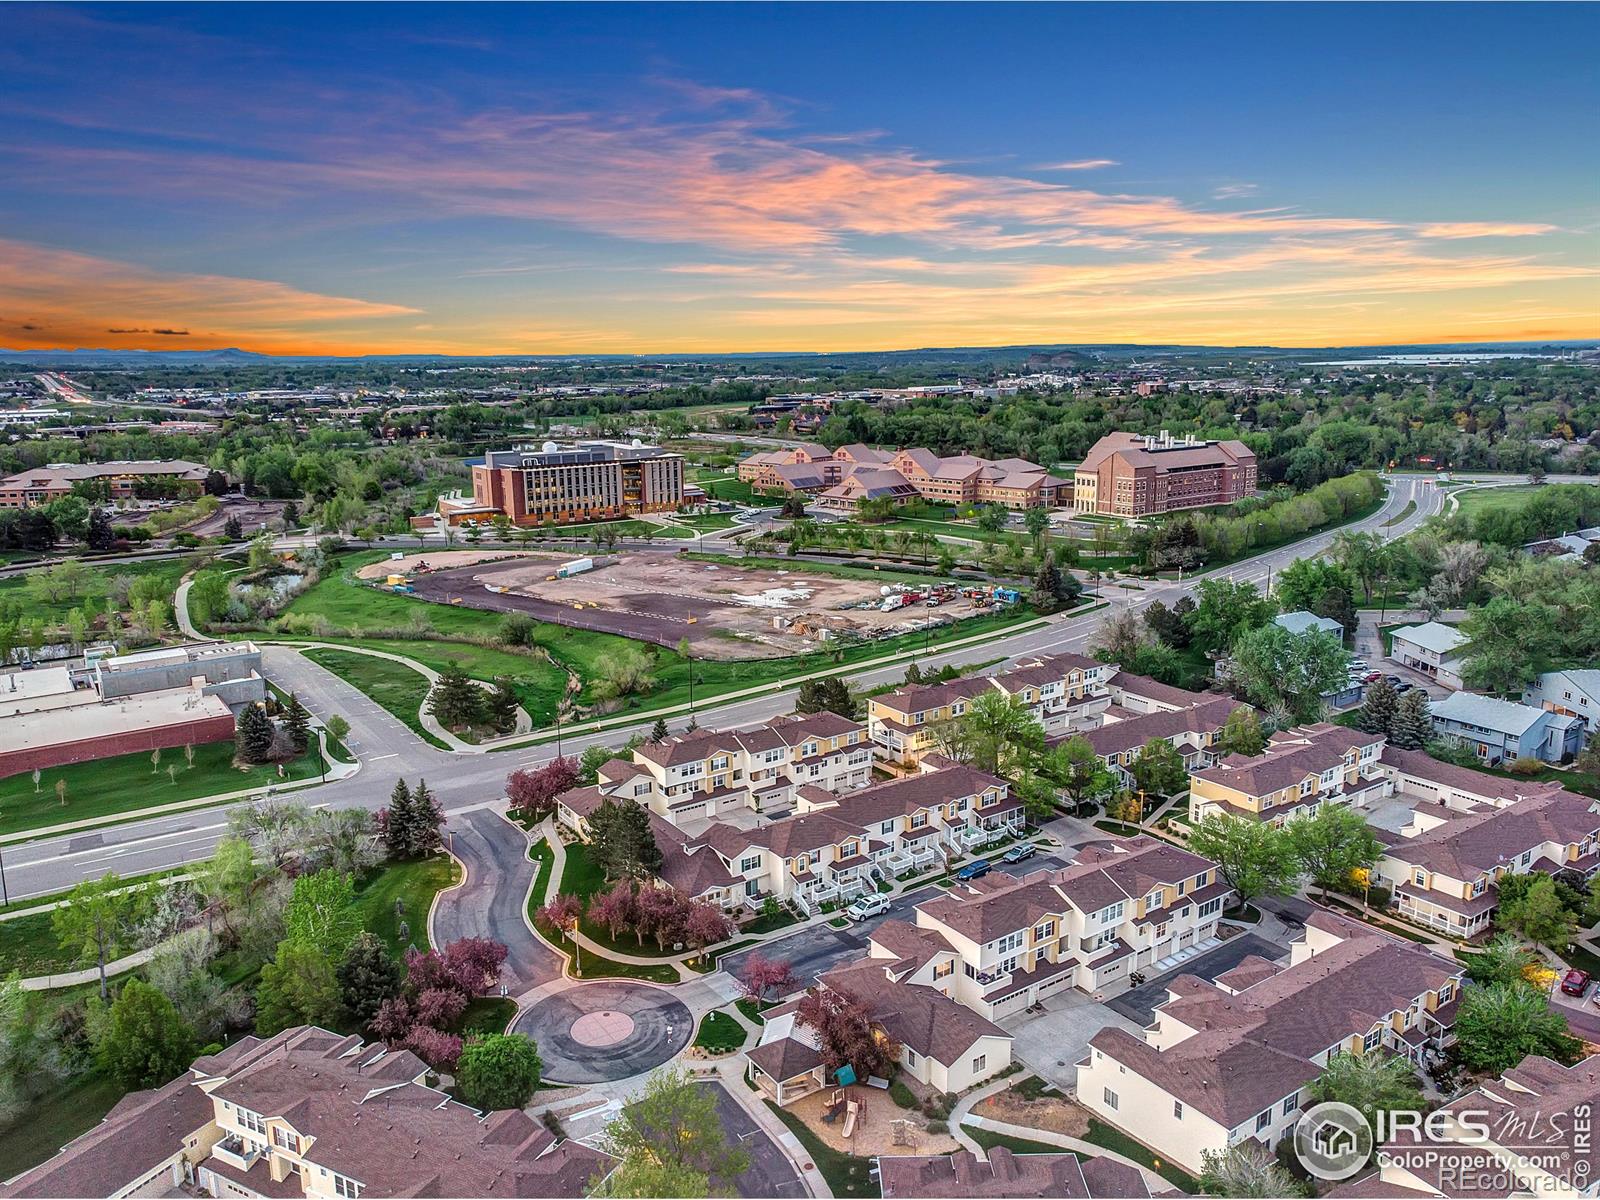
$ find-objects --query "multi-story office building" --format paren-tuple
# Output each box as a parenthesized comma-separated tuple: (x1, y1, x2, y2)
(737, 444, 1071, 511)
(1072, 431, 1255, 517)
(436, 439, 684, 527)
(0, 459, 211, 508)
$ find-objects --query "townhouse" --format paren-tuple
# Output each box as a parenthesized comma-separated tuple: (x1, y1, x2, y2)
(2, 1026, 607, 1199)
(1336, 1055, 1600, 1199)
(1376, 744, 1570, 811)
(1373, 786, 1600, 936)
(586, 711, 873, 826)
(747, 954, 1015, 1106)
(1076, 694, 1246, 788)
(1078, 911, 1464, 1175)
(556, 758, 1022, 916)
(1388, 622, 1470, 690)
(864, 835, 1232, 1019)
(868, 653, 1113, 768)
(1428, 692, 1585, 766)
(1523, 668, 1600, 734)
(1188, 723, 1389, 824)
(876, 1147, 1150, 1199)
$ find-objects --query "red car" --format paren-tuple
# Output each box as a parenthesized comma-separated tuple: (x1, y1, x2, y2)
(1561, 969, 1591, 997)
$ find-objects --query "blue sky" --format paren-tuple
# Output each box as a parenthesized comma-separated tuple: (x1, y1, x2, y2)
(2, 3, 1595, 353)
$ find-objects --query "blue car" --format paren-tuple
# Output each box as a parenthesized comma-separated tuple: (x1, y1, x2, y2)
(954, 858, 992, 882)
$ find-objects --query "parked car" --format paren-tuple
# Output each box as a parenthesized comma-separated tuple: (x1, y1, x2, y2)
(1001, 842, 1037, 864)
(1561, 968, 1591, 996)
(1363, 672, 1383, 683)
(954, 858, 992, 882)
(844, 893, 891, 923)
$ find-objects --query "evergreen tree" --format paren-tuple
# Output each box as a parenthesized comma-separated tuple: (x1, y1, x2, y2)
(650, 717, 669, 742)
(337, 931, 404, 1023)
(1359, 677, 1399, 736)
(485, 677, 519, 734)
(379, 779, 414, 859)
(1168, 595, 1197, 648)
(410, 779, 445, 857)
(794, 676, 858, 719)
(588, 799, 663, 882)
(1388, 688, 1434, 750)
(85, 507, 116, 552)
(427, 665, 483, 731)
(283, 692, 312, 754)
(282, 501, 300, 528)
(235, 704, 276, 764)
(903, 661, 923, 685)
(223, 514, 243, 540)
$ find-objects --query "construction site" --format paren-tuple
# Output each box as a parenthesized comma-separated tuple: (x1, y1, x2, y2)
(358, 550, 1020, 660)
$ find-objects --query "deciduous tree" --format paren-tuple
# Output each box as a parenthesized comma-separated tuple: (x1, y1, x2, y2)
(1286, 806, 1380, 900)
(95, 978, 196, 1090)
(1186, 816, 1301, 903)
(52, 874, 154, 1001)
(506, 758, 580, 823)
(457, 1033, 544, 1111)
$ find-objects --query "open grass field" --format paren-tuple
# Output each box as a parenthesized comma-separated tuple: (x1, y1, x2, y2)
(1453, 483, 1541, 518)
(355, 854, 461, 955)
(671, 512, 738, 531)
(299, 646, 450, 749)
(509, 518, 694, 540)
(0, 555, 191, 626)
(0, 740, 323, 837)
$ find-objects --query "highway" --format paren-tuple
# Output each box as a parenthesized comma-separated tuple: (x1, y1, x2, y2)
(0, 475, 1447, 899)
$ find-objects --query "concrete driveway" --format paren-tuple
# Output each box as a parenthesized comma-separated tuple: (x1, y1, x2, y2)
(698, 1081, 806, 1198)
(1107, 932, 1289, 1026)
(1002, 989, 1146, 1091)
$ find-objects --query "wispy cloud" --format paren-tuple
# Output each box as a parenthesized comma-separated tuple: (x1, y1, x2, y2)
(1213, 182, 1260, 200)
(1036, 158, 1119, 171)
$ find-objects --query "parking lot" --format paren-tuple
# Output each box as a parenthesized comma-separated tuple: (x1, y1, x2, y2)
(721, 845, 1072, 989)
(1107, 932, 1289, 1025)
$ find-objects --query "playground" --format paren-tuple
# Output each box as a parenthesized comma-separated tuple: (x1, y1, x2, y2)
(371, 550, 1002, 660)
(786, 1085, 961, 1158)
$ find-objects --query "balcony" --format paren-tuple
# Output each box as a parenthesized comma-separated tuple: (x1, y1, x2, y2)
(883, 849, 915, 875)
(212, 1136, 262, 1172)
(959, 825, 994, 850)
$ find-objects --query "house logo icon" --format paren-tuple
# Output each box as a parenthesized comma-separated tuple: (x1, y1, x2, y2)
(1295, 1102, 1373, 1181)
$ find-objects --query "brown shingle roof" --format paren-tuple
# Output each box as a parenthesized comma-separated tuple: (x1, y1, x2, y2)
(877, 1147, 1150, 1198)
(820, 958, 1010, 1066)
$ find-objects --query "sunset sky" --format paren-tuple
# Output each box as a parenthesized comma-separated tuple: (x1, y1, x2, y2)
(3, 3, 1597, 355)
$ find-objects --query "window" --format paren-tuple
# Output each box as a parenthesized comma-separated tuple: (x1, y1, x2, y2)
(1033, 920, 1055, 941)
(905, 1049, 918, 1066)
(1173, 1100, 1184, 1120)
(1103, 1088, 1120, 1111)
(971, 1054, 986, 1073)
(236, 1108, 266, 1135)
(272, 1126, 299, 1153)
(935, 960, 953, 979)
(1520, 850, 1532, 866)
(1100, 901, 1125, 924)
(1256, 1109, 1272, 1133)
(996, 931, 1024, 955)
(1283, 1092, 1300, 1116)
(1363, 1028, 1383, 1053)
(334, 1176, 362, 1199)
(1471, 876, 1486, 897)
(1414, 869, 1426, 886)
(740, 855, 762, 874)
(1146, 889, 1163, 910)
(881, 821, 896, 835)
(1198, 897, 1223, 918)
(1439, 984, 1454, 1005)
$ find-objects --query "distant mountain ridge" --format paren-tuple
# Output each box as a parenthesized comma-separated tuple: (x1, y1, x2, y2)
(0, 339, 1593, 369)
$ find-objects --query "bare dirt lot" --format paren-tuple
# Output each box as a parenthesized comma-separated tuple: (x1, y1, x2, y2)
(379, 551, 974, 659)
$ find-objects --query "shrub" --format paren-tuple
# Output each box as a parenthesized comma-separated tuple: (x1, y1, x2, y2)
(1510, 757, 1547, 776)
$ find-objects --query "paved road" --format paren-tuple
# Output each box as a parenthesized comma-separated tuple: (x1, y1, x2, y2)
(699, 1081, 807, 1199)
(429, 807, 561, 994)
(3, 476, 1447, 899)
(511, 980, 693, 1084)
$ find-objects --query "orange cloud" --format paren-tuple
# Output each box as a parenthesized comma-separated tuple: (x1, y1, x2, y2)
(0, 238, 420, 353)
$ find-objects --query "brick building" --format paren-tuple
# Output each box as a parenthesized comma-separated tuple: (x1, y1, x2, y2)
(435, 439, 685, 528)
(1073, 431, 1255, 517)
(0, 459, 211, 509)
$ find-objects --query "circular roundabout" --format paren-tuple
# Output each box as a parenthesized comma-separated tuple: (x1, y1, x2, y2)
(512, 980, 693, 1084)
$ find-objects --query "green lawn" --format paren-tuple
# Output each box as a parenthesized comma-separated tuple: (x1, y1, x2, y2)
(735, 998, 771, 1025)
(698, 476, 760, 505)
(0, 555, 191, 627)
(1453, 483, 1541, 519)
(299, 647, 450, 750)
(1382, 500, 1418, 527)
(672, 512, 738, 531)
(354, 855, 461, 955)
(0, 740, 323, 837)
(505, 518, 693, 540)
(528, 838, 556, 912)
(0, 910, 78, 977)
(763, 1100, 878, 1198)
(532, 841, 678, 981)
(308, 636, 569, 735)
(0, 1071, 126, 1183)
(460, 996, 518, 1038)
(1083, 1118, 1200, 1191)
(559, 842, 683, 960)
(695, 1009, 747, 1053)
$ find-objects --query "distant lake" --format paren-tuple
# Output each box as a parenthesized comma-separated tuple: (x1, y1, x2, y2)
(1305, 352, 1561, 366)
